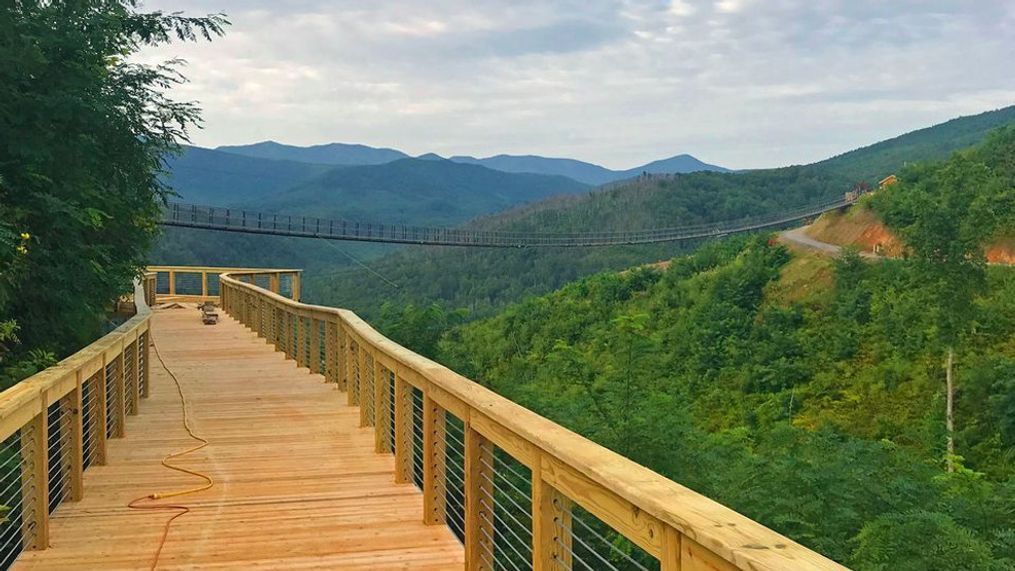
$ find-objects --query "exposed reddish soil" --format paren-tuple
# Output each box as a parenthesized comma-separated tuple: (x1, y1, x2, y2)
(806, 205, 1014, 264)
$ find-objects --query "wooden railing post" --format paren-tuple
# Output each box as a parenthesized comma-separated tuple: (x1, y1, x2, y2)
(292, 272, 301, 301)
(422, 393, 447, 525)
(336, 325, 347, 390)
(393, 374, 413, 484)
(358, 347, 370, 427)
(168, 270, 176, 296)
(201, 271, 208, 298)
(325, 321, 337, 383)
(662, 526, 682, 571)
(112, 344, 126, 438)
(288, 311, 297, 362)
(310, 317, 321, 375)
(272, 304, 280, 349)
(93, 366, 108, 465)
(283, 310, 292, 360)
(66, 370, 84, 501)
(347, 338, 359, 407)
(296, 313, 307, 368)
(269, 272, 280, 294)
(374, 361, 391, 453)
(20, 399, 50, 550)
(465, 423, 494, 569)
(141, 331, 151, 399)
(533, 457, 572, 570)
(128, 334, 140, 416)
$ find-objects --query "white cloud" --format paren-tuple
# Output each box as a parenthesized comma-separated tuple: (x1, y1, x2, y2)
(139, 0, 1015, 169)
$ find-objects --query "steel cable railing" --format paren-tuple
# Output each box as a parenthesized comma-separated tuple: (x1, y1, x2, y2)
(220, 268, 849, 571)
(162, 193, 862, 248)
(0, 276, 153, 567)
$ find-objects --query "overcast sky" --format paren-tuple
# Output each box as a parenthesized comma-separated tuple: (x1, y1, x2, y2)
(140, 0, 1015, 170)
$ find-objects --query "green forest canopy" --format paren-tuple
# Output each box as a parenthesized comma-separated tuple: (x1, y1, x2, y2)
(0, 2, 225, 387)
(381, 129, 1015, 569)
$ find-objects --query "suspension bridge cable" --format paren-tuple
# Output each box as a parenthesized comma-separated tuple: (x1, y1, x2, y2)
(318, 239, 401, 289)
(159, 193, 860, 248)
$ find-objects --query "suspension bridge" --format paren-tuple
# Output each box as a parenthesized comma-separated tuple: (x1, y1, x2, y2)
(160, 194, 859, 248)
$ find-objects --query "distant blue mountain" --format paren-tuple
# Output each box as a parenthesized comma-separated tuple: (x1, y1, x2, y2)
(450, 153, 729, 185)
(217, 141, 728, 185)
(162, 146, 329, 204)
(216, 140, 409, 166)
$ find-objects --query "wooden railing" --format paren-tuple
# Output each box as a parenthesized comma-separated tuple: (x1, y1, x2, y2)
(147, 265, 302, 303)
(0, 275, 155, 565)
(221, 270, 848, 571)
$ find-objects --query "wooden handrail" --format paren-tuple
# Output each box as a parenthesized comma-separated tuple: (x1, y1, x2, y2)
(220, 270, 848, 571)
(147, 265, 301, 303)
(0, 275, 154, 555)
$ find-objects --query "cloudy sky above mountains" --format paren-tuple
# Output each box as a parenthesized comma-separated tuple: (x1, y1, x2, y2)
(142, 0, 1015, 169)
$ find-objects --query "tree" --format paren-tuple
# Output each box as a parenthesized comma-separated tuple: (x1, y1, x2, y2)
(0, 1, 226, 377)
(874, 149, 1005, 471)
(851, 511, 996, 571)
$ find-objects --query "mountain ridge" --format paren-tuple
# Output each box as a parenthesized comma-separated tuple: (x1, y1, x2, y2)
(216, 141, 729, 185)
(216, 140, 410, 166)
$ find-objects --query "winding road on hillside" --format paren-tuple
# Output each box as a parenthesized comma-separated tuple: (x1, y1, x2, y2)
(779, 227, 880, 258)
(780, 226, 1013, 266)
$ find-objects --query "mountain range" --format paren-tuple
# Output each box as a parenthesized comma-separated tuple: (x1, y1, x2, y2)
(211, 141, 729, 185)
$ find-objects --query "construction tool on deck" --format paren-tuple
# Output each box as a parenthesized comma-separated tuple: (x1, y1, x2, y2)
(200, 302, 219, 325)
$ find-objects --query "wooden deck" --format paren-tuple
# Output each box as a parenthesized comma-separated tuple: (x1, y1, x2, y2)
(14, 308, 464, 570)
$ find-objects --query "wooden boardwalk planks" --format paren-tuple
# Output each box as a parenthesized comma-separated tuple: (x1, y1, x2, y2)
(14, 309, 464, 570)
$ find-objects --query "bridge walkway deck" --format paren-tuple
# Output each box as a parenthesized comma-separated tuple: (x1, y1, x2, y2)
(14, 308, 464, 570)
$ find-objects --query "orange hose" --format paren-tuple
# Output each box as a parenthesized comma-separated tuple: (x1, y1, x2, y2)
(127, 327, 214, 570)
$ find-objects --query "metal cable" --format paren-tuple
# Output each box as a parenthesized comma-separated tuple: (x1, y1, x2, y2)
(161, 194, 861, 248)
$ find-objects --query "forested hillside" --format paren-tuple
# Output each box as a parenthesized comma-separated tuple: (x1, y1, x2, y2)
(306, 106, 1015, 320)
(422, 129, 1015, 569)
(152, 156, 588, 269)
(162, 146, 329, 204)
(254, 157, 590, 225)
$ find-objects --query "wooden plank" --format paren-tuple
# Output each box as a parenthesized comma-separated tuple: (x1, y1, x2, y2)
(374, 362, 391, 454)
(465, 424, 493, 570)
(20, 406, 49, 550)
(358, 347, 370, 427)
(663, 525, 683, 571)
(540, 453, 665, 558)
(347, 339, 359, 407)
(393, 375, 413, 484)
(422, 394, 447, 525)
(66, 372, 84, 501)
(335, 323, 346, 389)
(471, 412, 538, 469)
(93, 364, 108, 466)
(428, 383, 470, 421)
(112, 345, 126, 438)
(309, 318, 321, 374)
(128, 335, 140, 416)
(141, 331, 150, 399)
(324, 321, 337, 383)
(13, 307, 464, 570)
(682, 537, 739, 571)
(533, 458, 572, 570)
